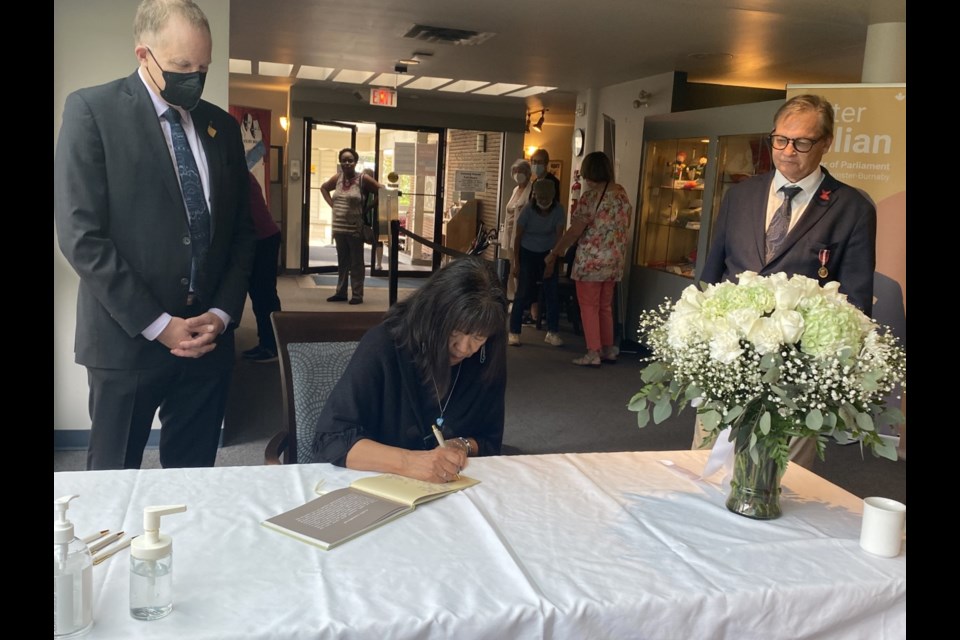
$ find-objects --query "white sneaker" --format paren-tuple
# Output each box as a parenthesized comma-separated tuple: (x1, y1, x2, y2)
(544, 332, 564, 347)
(508, 333, 521, 346)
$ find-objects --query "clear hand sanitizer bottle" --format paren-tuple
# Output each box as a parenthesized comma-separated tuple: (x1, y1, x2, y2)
(54, 495, 93, 638)
(130, 505, 186, 621)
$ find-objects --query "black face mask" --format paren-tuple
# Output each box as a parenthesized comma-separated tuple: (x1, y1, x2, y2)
(147, 48, 206, 111)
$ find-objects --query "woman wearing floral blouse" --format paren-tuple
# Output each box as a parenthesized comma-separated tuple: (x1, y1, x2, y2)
(544, 152, 632, 366)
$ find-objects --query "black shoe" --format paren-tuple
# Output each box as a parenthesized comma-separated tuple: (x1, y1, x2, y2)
(241, 345, 261, 357)
(246, 346, 278, 363)
(349, 297, 363, 305)
(326, 294, 348, 302)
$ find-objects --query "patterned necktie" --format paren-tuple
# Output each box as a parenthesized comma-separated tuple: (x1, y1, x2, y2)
(164, 107, 211, 291)
(765, 186, 802, 264)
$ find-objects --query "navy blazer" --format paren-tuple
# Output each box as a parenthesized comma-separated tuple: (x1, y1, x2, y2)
(55, 71, 256, 368)
(700, 168, 876, 315)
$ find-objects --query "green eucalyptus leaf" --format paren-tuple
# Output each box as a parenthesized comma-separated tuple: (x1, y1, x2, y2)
(874, 437, 898, 461)
(653, 396, 674, 424)
(761, 366, 780, 384)
(627, 393, 648, 412)
(723, 405, 744, 424)
(758, 412, 771, 435)
(640, 362, 666, 383)
(806, 409, 824, 430)
(856, 411, 875, 432)
(700, 410, 721, 431)
(636, 409, 651, 429)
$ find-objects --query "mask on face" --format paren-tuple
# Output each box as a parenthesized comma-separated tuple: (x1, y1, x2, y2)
(535, 198, 552, 210)
(147, 48, 207, 111)
(514, 173, 528, 185)
(531, 163, 546, 178)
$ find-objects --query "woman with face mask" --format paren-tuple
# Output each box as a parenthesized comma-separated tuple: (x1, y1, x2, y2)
(508, 179, 566, 347)
(501, 159, 533, 300)
(544, 152, 632, 366)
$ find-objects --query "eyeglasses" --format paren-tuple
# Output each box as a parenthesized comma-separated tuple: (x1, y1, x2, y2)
(768, 134, 823, 153)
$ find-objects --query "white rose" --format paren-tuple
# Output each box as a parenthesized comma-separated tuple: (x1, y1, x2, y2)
(746, 316, 784, 355)
(728, 308, 760, 338)
(773, 279, 803, 310)
(771, 309, 804, 344)
(709, 326, 743, 364)
(736, 271, 761, 286)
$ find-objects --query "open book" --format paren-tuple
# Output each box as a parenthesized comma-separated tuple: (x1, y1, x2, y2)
(262, 474, 479, 550)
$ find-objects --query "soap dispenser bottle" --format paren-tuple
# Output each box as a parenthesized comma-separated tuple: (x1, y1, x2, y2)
(54, 495, 93, 638)
(129, 504, 186, 621)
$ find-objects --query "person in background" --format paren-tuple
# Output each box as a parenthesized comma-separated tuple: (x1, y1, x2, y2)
(313, 258, 507, 483)
(509, 180, 565, 347)
(320, 148, 381, 305)
(241, 172, 282, 363)
(529, 148, 561, 206)
(54, 0, 256, 469)
(500, 158, 533, 301)
(698, 94, 877, 467)
(545, 151, 631, 367)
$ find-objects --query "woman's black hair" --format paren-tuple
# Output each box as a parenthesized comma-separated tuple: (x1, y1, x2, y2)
(385, 258, 507, 394)
(338, 147, 359, 163)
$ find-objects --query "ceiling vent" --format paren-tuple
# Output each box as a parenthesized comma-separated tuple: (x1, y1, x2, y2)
(402, 24, 495, 46)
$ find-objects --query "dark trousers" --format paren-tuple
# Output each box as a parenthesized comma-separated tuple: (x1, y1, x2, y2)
(333, 232, 365, 299)
(84, 330, 235, 470)
(510, 247, 559, 333)
(249, 232, 281, 351)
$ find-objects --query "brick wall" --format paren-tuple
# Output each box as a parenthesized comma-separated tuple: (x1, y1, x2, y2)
(444, 130, 503, 260)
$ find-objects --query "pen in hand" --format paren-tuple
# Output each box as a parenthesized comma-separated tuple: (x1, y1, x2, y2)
(431, 424, 460, 481)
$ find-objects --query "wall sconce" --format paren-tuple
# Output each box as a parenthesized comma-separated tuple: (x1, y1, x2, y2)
(279, 116, 289, 132)
(633, 90, 653, 109)
(527, 109, 548, 132)
(526, 145, 539, 158)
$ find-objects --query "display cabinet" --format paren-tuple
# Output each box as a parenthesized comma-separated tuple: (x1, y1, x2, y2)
(625, 100, 783, 345)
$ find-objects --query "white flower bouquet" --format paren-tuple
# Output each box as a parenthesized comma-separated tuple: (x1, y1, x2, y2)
(629, 271, 906, 471)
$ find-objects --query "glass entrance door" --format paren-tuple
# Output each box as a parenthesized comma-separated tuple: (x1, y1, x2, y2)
(302, 120, 355, 273)
(375, 126, 444, 276)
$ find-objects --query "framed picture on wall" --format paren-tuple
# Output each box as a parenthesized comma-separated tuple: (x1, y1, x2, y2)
(548, 160, 562, 178)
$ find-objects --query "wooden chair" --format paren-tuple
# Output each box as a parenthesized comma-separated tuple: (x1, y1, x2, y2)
(265, 310, 384, 464)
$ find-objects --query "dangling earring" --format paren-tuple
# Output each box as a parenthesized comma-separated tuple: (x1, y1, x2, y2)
(480, 344, 486, 364)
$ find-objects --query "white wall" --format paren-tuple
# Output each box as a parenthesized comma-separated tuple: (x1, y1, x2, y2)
(54, 0, 232, 432)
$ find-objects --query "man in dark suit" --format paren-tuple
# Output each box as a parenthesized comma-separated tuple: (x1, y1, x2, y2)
(698, 94, 877, 466)
(54, 0, 255, 470)
(701, 94, 876, 315)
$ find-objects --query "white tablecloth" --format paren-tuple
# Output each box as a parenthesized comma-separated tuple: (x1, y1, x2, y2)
(54, 451, 905, 639)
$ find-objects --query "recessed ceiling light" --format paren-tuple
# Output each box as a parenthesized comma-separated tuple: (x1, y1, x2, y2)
(229, 59, 251, 74)
(257, 61, 294, 77)
(473, 83, 526, 96)
(398, 58, 421, 66)
(297, 65, 335, 81)
(505, 86, 556, 98)
(370, 73, 413, 87)
(438, 80, 490, 93)
(404, 76, 453, 90)
(333, 69, 376, 84)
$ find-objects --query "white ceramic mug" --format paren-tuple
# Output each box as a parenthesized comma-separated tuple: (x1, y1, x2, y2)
(859, 497, 906, 557)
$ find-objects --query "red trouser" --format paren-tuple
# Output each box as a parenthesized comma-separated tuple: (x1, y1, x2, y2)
(575, 280, 615, 352)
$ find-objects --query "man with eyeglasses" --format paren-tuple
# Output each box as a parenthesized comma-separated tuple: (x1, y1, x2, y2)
(701, 94, 876, 315)
(697, 94, 877, 467)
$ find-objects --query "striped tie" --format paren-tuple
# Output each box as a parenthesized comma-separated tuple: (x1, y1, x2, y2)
(765, 186, 802, 264)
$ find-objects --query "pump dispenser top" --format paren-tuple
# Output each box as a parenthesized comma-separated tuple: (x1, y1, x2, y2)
(131, 505, 186, 560)
(54, 494, 79, 545)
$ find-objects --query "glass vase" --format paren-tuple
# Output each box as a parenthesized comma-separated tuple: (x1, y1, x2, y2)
(725, 435, 788, 520)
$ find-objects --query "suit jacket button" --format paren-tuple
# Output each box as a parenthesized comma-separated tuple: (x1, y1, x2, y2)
(180, 277, 190, 286)
(182, 236, 191, 245)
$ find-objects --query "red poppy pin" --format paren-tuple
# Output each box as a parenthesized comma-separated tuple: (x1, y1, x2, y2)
(818, 189, 831, 202)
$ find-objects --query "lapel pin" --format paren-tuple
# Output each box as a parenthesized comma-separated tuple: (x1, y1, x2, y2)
(207, 123, 217, 138)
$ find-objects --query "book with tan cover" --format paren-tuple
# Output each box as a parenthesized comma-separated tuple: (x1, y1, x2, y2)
(262, 474, 479, 550)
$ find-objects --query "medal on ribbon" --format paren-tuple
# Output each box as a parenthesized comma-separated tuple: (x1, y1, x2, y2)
(818, 249, 830, 278)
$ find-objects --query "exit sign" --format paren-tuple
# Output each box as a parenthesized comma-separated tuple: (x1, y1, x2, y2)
(370, 87, 397, 108)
